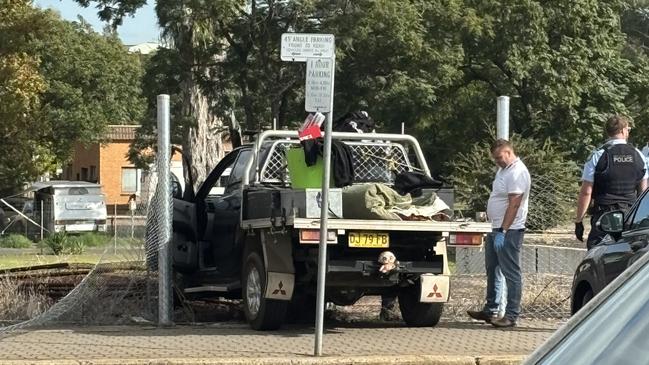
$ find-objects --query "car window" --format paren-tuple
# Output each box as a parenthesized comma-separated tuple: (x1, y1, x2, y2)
(208, 167, 232, 196)
(630, 194, 649, 230)
(225, 149, 252, 194)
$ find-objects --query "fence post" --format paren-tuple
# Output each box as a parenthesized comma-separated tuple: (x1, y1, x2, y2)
(157, 94, 173, 327)
(40, 202, 44, 254)
(114, 204, 117, 255)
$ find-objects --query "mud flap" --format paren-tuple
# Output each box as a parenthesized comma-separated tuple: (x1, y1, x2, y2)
(265, 272, 294, 301)
(420, 274, 449, 303)
(260, 229, 295, 301)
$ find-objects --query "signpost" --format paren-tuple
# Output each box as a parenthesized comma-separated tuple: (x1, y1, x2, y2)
(281, 33, 335, 357)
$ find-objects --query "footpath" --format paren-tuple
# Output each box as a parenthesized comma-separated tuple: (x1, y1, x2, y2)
(0, 320, 557, 365)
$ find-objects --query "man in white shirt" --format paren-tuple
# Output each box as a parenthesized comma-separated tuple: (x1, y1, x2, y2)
(468, 139, 531, 328)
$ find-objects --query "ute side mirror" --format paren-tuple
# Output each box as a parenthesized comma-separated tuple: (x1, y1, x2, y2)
(597, 211, 624, 239)
(171, 180, 183, 199)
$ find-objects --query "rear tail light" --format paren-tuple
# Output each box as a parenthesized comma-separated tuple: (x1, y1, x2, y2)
(449, 233, 484, 246)
(299, 229, 337, 244)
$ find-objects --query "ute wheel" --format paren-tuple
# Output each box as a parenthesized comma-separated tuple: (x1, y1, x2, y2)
(242, 250, 288, 330)
(581, 289, 594, 308)
(398, 284, 444, 327)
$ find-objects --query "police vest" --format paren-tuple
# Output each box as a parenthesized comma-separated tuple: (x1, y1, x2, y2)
(593, 143, 645, 208)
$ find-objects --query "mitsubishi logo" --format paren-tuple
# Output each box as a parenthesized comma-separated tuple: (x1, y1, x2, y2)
(272, 281, 287, 296)
(427, 283, 443, 298)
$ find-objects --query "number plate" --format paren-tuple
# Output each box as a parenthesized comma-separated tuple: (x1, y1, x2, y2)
(348, 232, 389, 248)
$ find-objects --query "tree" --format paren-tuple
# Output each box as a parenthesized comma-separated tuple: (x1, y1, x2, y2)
(0, 1, 51, 194)
(0, 2, 145, 194)
(427, 0, 649, 166)
(34, 16, 146, 159)
(77, 0, 649, 183)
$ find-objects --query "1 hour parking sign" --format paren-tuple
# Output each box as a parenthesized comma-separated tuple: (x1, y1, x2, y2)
(305, 58, 333, 112)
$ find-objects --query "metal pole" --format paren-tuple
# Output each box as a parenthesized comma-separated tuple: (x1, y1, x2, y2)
(40, 202, 44, 239)
(157, 94, 173, 327)
(273, 117, 277, 130)
(40, 202, 44, 254)
(131, 210, 134, 239)
(495, 95, 509, 313)
(315, 55, 335, 356)
(497, 96, 510, 140)
(113, 204, 117, 255)
(401, 122, 405, 135)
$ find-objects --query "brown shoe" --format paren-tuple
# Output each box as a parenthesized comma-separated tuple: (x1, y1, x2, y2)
(491, 317, 517, 328)
(467, 310, 499, 323)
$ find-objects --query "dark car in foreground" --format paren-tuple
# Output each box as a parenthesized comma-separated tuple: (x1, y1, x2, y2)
(570, 189, 649, 314)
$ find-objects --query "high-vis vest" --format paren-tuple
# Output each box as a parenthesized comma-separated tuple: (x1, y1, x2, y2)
(593, 143, 645, 208)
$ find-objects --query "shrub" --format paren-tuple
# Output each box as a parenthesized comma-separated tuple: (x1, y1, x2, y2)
(451, 133, 579, 231)
(43, 231, 67, 255)
(65, 237, 86, 255)
(0, 234, 33, 248)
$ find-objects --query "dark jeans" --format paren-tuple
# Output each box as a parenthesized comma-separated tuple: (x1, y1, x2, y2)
(483, 229, 525, 321)
(587, 210, 607, 250)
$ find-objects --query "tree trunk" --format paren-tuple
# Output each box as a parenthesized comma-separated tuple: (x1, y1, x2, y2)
(181, 77, 224, 194)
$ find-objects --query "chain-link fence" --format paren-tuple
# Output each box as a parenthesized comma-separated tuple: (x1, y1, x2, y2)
(1, 166, 584, 336)
(446, 172, 583, 320)
(0, 164, 168, 335)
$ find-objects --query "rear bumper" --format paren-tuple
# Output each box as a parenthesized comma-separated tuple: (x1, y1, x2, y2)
(54, 223, 107, 233)
(328, 260, 442, 275)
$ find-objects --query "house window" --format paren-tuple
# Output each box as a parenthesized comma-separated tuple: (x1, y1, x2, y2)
(121, 167, 141, 193)
(81, 168, 88, 181)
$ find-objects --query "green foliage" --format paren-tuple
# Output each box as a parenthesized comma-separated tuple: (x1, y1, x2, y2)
(33, 15, 146, 160)
(452, 133, 580, 230)
(78, 0, 649, 192)
(0, 1, 51, 194)
(43, 232, 67, 255)
(42, 232, 100, 255)
(0, 2, 145, 194)
(0, 234, 33, 249)
(64, 237, 85, 255)
(73, 233, 110, 248)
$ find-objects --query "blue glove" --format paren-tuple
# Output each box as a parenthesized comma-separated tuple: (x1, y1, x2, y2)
(493, 231, 506, 251)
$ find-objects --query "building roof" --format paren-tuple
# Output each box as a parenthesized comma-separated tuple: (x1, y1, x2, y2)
(106, 125, 138, 140)
(127, 42, 159, 55)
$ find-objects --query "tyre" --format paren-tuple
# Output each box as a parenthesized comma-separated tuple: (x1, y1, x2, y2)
(582, 289, 594, 308)
(242, 250, 288, 330)
(398, 284, 444, 327)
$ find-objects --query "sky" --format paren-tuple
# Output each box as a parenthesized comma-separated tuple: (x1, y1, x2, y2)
(34, 0, 160, 45)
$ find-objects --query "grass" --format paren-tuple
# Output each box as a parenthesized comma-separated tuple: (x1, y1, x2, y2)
(0, 253, 136, 270)
(0, 245, 145, 270)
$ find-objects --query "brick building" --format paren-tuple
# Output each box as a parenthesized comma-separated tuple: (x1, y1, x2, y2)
(63, 125, 183, 208)
(64, 125, 232, 209)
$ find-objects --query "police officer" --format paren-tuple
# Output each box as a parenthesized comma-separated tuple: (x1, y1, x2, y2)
(575, 115, 648, 249)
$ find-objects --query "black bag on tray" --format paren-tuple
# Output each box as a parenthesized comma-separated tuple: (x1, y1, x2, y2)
(394, 171, 443, 196)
